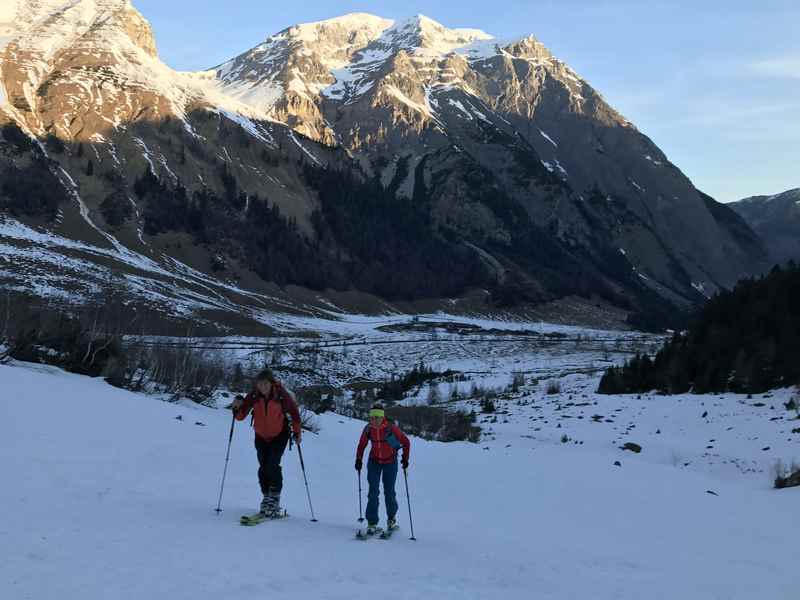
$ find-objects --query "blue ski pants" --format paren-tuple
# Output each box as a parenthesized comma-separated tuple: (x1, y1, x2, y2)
(365, 458, 398, 525)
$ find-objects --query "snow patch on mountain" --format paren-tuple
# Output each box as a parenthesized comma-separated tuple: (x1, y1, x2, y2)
(0, 0, 17, 55)
(289, 12, 393, 64)
(380, 14, 493, 58)
(201, 71, 283, 114)
(288, 130, 321, 165)
(539, 129, 558, 147)
(0, 0, 18, 22)
(322, 47, 392, 101)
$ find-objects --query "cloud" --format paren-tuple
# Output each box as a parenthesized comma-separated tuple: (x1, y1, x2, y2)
(750, 56, 800, 80)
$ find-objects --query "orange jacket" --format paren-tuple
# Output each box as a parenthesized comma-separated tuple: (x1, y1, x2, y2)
(235, 383, 301, 441)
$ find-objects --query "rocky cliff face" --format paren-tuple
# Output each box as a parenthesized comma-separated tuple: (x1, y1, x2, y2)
(0, 4, 771, 332)
(730, 188, 800, 267)
(213, 13, 768, 299)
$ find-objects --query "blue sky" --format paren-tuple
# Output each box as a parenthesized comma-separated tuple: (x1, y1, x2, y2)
(134, 0, 799, 203)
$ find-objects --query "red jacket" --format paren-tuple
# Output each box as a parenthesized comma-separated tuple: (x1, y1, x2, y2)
(356, 419, 411, 465)
(235, 383, 301, 441)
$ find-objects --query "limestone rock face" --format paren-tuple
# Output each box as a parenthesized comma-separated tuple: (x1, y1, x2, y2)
(213, 13, 769, 296)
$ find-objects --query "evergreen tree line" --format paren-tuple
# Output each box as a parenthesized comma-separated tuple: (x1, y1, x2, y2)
(303, 165, 489, 299)
(133, 162, 492, 298)
(0, 124, 70, 220)
(133, 165, 331, 289)
(375, 362, 456, 405)
(598, 263, 800, 394)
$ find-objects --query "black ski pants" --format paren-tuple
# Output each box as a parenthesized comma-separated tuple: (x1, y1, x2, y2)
(255, 429, 290, 496)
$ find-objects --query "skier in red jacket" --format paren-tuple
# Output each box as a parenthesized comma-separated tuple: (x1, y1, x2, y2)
(355, 403, 411, 535)
(231, 369, 301, 517)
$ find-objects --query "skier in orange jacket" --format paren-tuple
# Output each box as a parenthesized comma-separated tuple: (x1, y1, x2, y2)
(232, 369, 301, 517)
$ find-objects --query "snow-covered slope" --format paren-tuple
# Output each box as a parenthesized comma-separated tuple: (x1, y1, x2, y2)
(2, 360, 797, 599)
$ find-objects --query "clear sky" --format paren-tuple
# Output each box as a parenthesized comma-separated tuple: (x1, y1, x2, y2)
(134, 0, 799, 203)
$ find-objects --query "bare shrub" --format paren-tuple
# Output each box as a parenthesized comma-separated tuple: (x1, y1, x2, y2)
(774, 459, 800, 489)
(298, 406, 321, 434)
(546, 380, 561, 395)
(449, 384, 460, 402)
(386, 405, 480, 442)
(295, 386, 336, 414)
(125, 344, 225, 404)
(0, 292, 11, 361)
(510, 372, 525, 392)
(427, 382, 441, 405)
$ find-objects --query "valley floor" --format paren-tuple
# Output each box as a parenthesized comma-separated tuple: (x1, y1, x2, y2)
(2, 353, 798, 599)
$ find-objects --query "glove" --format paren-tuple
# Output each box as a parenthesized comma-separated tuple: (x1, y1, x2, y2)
(402, 459, 409, 470)
(294, 430, 302, 444)
(355, 459, 362, 471)
(230, 395, 244, 412)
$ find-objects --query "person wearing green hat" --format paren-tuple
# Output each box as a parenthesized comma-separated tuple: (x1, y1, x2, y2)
(355, 403, 411, 535)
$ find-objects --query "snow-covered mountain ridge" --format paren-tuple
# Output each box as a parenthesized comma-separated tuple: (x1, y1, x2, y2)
(0, 2, 770, 332)
(0, 0, 270, 138)
(210, 12, 594, 145)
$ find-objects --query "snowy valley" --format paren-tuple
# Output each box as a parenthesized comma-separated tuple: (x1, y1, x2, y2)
(2, 314, 798, 599)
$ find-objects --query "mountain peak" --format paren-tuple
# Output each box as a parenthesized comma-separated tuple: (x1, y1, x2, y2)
(283, 13, 393, 44)
(503, 34, 553, 60)
(383, 14, 493, 55)
(5, 0, 155, 58)
(396, 14, 443, 31)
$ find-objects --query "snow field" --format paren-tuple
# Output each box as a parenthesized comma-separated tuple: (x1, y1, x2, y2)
(1, 361, 798, 599)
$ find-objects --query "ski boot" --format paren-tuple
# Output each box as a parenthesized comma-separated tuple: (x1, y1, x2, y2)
(263, 492, 286, 519)
(260, 494, 275, 516)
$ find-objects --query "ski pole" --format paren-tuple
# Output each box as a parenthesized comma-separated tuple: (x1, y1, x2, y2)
(403, 467, 416, 540)
(357, 468, 364, 523)
(215, 413, 236, 514)
(296, 441, 318, 522)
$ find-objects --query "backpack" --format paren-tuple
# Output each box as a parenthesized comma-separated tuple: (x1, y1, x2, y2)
(366, 420, 403, 451)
